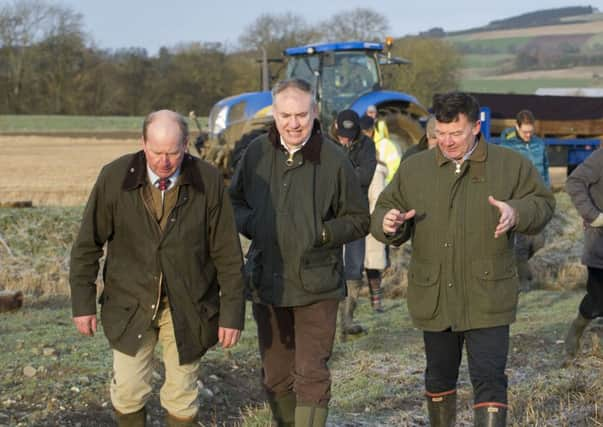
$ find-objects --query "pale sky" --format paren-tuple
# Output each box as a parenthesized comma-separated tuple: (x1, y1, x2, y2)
(29, 1, 603, 54)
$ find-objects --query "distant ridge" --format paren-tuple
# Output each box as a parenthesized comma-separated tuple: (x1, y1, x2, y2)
(420, 6, 599, 37)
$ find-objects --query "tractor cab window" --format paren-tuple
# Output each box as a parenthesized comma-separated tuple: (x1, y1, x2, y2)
(286, 56, 320, 89)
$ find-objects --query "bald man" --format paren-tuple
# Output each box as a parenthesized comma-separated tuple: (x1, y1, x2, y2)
(70, 110, 245, 426)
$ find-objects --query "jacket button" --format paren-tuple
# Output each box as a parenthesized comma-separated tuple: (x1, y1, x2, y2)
(151, 304, 155, 309)
(137, 334, 142, 339)
(447, 283, 453, 288)
(484, 271, 489, 276)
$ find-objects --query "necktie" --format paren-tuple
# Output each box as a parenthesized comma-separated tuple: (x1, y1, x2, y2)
(157, 178, 170, 191)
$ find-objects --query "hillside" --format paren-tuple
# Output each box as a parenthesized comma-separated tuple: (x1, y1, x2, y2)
(440, 7, 603, 94)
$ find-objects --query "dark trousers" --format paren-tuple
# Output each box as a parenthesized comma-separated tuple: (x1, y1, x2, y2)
(514, 231, 545, 261)
(580, 267, 603, 319)
(344, 238, 365, 280)
(423, 325, 509, 405)
(252, 299, 339, 407)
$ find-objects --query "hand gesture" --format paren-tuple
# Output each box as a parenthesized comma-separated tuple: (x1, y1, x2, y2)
(218, 327, 241, 349)
(382, 208, 416, 235)
(488, 195, 517, 239)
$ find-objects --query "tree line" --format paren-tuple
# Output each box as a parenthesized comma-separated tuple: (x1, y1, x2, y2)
(0, 0, 460, 116)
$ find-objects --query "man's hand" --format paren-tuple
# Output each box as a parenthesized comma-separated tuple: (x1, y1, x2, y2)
(73, 314, 97, 337)
(218, 327, 241, 349)
(488, 195, 517, 239)
(382, 208, 416, 235)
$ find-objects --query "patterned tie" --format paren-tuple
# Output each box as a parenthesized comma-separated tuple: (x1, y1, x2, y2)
(157, 178, 170, 191)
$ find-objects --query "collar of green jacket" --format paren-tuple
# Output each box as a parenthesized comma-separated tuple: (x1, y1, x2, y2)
(435, 135, 488, 167)
(121, 151, 205, 193)
(268, 119, 323, 164)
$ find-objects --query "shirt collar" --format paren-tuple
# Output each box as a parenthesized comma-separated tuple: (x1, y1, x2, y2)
(279, 135, 310, 154)
(147, 166, 180, 191)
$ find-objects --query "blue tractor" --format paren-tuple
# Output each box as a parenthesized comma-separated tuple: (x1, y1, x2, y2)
(199, 40, 429, 174)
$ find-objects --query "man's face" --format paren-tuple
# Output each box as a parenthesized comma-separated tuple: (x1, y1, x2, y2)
(435, 114, 480, 161)
(337, 135, 352, 146)
(273, 87, 317, 147)
(142, 120, 187, 179)
(516, 123, 534, 142)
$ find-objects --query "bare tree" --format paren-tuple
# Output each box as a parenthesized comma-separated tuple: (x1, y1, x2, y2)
(0, 0, 85, 112)
(321, 8, 390, 42)
(238, 12, 320, 57)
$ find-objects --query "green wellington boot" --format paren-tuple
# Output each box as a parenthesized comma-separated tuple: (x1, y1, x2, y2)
(474, 404, 507, 427)
(565, 313, 591, 357)
(294, 406, 328, 427)
(114, 407, 146, 427)
(426, 392, 456, 427)
(268, 393, 296, 427)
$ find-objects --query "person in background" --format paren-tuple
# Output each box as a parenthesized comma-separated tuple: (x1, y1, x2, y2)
(401, 115, 438, 162)
(500, 110, 550, 292)
(334, 109, 377, 337)
(366, 104, 390, 144)
(229, 79, 369, 426)
(360, 115, 388, 313)
(563, 147, 603, 363)
(371, 92, 555, 427)
(70, 110, 245, 427)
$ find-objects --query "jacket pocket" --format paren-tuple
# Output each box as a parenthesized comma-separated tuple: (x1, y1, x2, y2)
(100, 293, 139, 342)
(299, 246, 342, 293)
(199, 300, 220, 352)
(471, 255, 518, 314)
(407, 259, 441, 321)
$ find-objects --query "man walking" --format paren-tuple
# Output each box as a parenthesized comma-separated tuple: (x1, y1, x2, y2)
(229, 79, 369, 426)
(371, 92, 555, 426)
(70, 110, 245, 427)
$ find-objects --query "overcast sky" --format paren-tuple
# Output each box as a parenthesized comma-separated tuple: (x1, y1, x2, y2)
(34, 1, 603, 54)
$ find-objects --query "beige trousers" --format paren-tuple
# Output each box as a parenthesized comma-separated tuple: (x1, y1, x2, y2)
(110, 302, 200, 418)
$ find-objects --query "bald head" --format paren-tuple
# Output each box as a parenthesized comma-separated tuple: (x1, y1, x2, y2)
(143, 109, 189, 146)
(142, 110, 188, 179)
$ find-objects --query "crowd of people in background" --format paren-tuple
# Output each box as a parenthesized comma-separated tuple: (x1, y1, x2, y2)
(69, 80, 601, 427)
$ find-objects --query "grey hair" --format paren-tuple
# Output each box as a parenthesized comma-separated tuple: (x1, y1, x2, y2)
(142, 110, 189, 146)
(271, 78, 316, 105)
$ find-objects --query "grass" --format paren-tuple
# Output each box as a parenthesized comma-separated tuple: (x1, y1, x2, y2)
(450, 37, 532, 54)
(459, 78, 603, 94)
(0, 115, 207, 133)
(461, 54, 515, 69)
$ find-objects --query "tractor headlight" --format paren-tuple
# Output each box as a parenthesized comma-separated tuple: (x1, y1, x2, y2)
(209, 105, 229, 137)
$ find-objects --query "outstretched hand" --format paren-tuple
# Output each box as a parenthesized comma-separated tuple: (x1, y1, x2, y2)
(488, 195, 517, 238)
(382, 208, 416, 235)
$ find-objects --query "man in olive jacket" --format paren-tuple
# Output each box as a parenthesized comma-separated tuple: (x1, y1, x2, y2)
(229, 79, 369, 427)
(70, 110, 245, 427)
(371, 93, 555, 427)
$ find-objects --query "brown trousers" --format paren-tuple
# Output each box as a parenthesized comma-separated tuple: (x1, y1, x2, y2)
(252, 299, 339, 407)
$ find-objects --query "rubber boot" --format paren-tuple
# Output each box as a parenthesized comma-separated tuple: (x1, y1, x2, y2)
(339, 279, 364, 337)
(294, 405, 328, 427)
(268, 393, 296, 427)
(474, 404, 507, 427)
(165, 413, 196, 427)
(517, 260, 533, 293)
(115, 407, 146, 427)
(565, 313, 591, 357)
(426, 391, 456, 427)
(368, 277, 384, 313)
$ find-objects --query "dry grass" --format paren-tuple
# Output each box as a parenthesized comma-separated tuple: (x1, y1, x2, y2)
(0, 136, 139, 206)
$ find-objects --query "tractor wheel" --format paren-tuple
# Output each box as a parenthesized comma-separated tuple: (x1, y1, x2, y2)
(381, 110, 425, 155)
